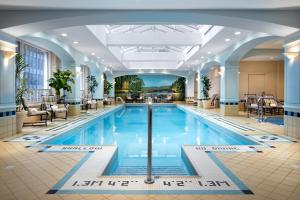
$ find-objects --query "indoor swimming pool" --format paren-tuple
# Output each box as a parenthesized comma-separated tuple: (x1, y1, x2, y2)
(43, 105, 258, 176)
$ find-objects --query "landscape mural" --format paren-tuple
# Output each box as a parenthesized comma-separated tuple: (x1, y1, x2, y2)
(115, 75, 185, 101)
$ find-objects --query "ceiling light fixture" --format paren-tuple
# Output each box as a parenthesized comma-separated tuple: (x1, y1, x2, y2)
(61, 33, 68, 37)
(225, 38, 231, 42)
(73, 41, 79, 44)
(234, 31, 241, 35)
(97, 57, 100, 59)
(91, 52, 95, 56)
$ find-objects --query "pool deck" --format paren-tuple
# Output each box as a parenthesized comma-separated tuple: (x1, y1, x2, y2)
(0, 104, 300, 200)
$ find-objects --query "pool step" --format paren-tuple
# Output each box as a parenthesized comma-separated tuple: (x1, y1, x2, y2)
(112, 166, 188, 175)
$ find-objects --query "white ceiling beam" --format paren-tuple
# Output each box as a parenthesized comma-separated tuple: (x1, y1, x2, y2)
(106, 32, 202, 46)
(125, 61, 180, 69)
(86, 25, 108, 46)
(122, 52, 185, 61)
(202, 26, 224, 45)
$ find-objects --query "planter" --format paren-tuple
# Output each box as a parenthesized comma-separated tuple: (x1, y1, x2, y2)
(197, 100, 203, 108)
(202, 100, 211, 109)
(16, 111, 27, 133)
(97, 100, 104, 108)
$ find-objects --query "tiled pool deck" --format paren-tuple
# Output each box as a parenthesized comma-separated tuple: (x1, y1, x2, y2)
(0, 105, 300, 200)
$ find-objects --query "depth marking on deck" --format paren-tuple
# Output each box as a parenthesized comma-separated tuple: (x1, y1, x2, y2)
(47, 145, 253, 195)
(188, 145, 260, 153)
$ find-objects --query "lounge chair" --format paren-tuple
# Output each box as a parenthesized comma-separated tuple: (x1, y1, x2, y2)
(263, 96, 284, 115)
(104, 94, 113, 105)
(186, 97, 197, 105)
(165, 95, 173, 103)
(136, 95, 144, 103)
(21, 97, 48, 126)
(42, 95, 68, 122)
(126, 94, 133, 103)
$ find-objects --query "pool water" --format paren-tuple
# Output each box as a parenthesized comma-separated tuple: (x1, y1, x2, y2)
(44, 105, 257, 176)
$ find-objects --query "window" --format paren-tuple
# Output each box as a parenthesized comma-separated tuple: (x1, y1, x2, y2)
(19, 42, 50, 102)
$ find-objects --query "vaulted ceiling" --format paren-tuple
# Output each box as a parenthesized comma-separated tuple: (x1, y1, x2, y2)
(46, 24, 264, 71)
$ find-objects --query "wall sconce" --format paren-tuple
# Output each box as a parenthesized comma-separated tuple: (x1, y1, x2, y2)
(75, 66, 82, 78)
(283, 52, 299, 60)
(3, 51, 17, 60)
(0, 40, 18, 62)
(218, 66, 225, 77)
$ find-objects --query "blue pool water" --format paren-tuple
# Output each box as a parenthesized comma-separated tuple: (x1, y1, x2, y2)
(44, 105, 257, 176)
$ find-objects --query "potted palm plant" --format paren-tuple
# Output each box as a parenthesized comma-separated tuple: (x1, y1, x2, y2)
(87, 75, 99, 99)
(15, 53, 29, 133)
(48, 69, 75, 102)
(104, 75, 113, 96)
(201, 75, 212, 109)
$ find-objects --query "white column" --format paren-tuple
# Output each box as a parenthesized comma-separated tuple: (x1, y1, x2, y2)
(185, 72, 195, 99)
(220, 62, 239, 115)
(63, 63, 81, 116)
(0, 39, 17, 138)
(197, 71, 204, 100)
(284, 40, 300, 139)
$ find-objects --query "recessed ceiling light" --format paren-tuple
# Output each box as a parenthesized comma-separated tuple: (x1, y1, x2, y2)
(91, 52, 95, 56)
(97, 57, 100, 59)
(234, 31, 241, 35)
(73, 41, 79, 44)
(101, 59, 105, 62)
(208, 51, 211, 55)
(61, 33, 68, 37)
(225, 38, 231, 42)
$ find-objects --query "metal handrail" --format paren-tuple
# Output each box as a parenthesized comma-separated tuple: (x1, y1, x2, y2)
(145, 100, 154, 184)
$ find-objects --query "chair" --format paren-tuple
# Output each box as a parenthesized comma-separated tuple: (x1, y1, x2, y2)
(42, 95, 68, 122)
(136, 95, 144, 103)
(126, 94, 133, 103)
(246, 95, 258, 117)
(104, 94, 112, 105)
(210, 94, 219, 108)
(165, 95, 173, 103)
(263, 96, 284, 115)
(86, 95, 98, 110)
(21, 97, 48, 126)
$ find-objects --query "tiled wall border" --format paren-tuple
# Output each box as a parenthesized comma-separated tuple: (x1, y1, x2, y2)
(284, 111, 300, 117)
(0, 110, 16, 118)
(65, 101, 81, 105)
(220, 102, 239, 105)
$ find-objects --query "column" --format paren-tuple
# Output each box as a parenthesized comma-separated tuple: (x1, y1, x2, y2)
(197, 70, 204, 108)
(185, 72, 195, 101)
(63, 64, 81, 116)
(284, 40, 300, 139)
(0, 39, 17, 138)
(220, 62, 239, 116)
